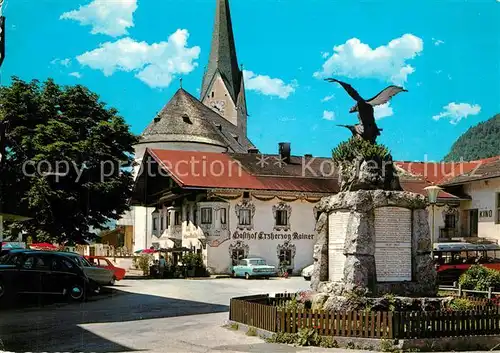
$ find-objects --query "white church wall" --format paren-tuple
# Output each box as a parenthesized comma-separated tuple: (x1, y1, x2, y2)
(202, 73, 238, 127)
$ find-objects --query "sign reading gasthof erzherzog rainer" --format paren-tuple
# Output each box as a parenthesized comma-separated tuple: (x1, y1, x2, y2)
(374, 207, 412, 282)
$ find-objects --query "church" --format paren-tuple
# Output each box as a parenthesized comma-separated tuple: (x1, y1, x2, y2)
(119, 0, 500, 275)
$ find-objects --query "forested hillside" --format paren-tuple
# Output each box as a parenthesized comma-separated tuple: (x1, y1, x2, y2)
(444, 114, 500, 162)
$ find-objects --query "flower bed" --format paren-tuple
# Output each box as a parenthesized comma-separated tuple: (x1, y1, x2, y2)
(229, 292, 500, 342)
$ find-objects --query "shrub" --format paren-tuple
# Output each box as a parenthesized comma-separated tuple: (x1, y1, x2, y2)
(332, 137, 390, 163)
(319, 336, 338, 348)
(295, 327, 320, 347)
(459, 265, 500, 291)
(246, 326, 257, 336)
(265, 332, 296, 344)
(137, 254, 152, 276)
(276, 295, 305, 312)
(448, 298, 476, 311)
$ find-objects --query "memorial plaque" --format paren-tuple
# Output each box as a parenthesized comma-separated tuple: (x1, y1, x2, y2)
(374, 207, 412, 282)
(328, 210, 350, 282)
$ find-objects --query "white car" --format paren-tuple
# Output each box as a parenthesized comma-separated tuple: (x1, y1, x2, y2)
(301, 264, 313, 281)
(63, 253, 114, 286)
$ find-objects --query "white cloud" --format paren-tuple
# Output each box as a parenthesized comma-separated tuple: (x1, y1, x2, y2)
(432, 38, 445, 46)
(374, 103, 394, 120)
(60, 0, 138, 37)
(322, 110, 335, 120)
(321, 94, 335, 102)
(76, 29, 201, 88)
(69, 72, 82, 79)
(51, 58, 71, 67)
(243, 70, 297, 99)
(432, 102, 481, 125)
(314, 34, 423, 85)
(321, 52, 330, 58)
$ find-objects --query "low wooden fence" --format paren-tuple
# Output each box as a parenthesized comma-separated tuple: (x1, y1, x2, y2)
(229, 294, 500, 339)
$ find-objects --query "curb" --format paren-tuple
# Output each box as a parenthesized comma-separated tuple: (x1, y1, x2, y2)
(223, 320, 274, 340)
(185, 275, 231, 280)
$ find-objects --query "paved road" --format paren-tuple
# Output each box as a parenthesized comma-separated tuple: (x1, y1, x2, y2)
(1, 277, 358, 353)
(0, 277, 492, 353)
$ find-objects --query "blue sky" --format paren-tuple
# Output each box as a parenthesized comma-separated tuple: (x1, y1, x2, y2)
(2, 0, 499, 161)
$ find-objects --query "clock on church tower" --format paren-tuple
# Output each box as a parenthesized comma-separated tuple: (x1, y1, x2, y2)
(209, 100, 226, 115)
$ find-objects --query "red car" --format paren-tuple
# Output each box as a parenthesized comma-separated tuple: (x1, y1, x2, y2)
(85, 256, 126, 284)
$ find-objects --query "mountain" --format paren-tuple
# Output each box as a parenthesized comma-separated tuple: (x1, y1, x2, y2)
(444, 114, 500, 162)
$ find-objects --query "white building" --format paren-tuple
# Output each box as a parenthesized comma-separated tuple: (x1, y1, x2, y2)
(435, 158, 500, 243)
(396, 158, 500, 244)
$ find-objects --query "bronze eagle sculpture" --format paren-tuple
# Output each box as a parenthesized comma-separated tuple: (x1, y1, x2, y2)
(325, 78, 407, 143)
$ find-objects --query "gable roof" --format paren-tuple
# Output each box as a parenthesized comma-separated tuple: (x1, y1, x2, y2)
(138, 89, 254, 153)
(439, 157, 500, 186)
(200, 0, 241, 103)
(396, 156, 500, 185)
(143, 149, 460, 199)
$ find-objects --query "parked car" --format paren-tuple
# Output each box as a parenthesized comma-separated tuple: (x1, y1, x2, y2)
(231, 257, 276, 279)
(85, 256, 126, 284)
(62, 252, 115, 286)
(0, 250, 96, 302)
(301, 264, 313, 281)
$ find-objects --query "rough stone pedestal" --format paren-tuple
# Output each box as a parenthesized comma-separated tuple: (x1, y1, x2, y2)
(311, 190, 437, 298)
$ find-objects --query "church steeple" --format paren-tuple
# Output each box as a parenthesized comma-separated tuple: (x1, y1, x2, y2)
(200, 0, 241, 104)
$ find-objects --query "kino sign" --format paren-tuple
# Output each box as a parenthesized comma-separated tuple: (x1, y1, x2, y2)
(479, 210, 493, 218)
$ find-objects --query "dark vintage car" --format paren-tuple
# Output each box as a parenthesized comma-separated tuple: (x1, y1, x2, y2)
(0, 250, 96, 302)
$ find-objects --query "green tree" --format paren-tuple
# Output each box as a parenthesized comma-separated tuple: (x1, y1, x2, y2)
(444, 114, 500, 162)
(0, 77, 138, 243)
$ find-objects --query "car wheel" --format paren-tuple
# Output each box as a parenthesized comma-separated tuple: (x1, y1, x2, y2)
(245, 273, 250, 280)
(109, 276, 116, 286)
(265, 276, 270, 280)
(68, 283, 86, 302)
(231, 271, 235, 278)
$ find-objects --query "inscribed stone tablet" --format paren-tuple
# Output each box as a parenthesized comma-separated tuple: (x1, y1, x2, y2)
(374, 207, 412, 282)
(328, 210, 350, 282)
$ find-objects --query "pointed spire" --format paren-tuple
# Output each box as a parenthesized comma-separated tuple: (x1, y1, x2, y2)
(200, 0, 241, 103)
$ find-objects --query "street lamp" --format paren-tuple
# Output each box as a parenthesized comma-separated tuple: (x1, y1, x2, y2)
(424, 185, 442, 259)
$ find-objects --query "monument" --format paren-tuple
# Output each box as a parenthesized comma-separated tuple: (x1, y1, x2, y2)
(310, 79, 437, 306)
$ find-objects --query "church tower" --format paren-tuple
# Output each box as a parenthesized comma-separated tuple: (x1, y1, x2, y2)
(200, 0, 248, 139)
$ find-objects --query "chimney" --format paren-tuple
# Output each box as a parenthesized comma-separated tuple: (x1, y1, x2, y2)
(279, 142, 291, 164)
(248, 148, 259, 154)
(304, 154, 313, 158)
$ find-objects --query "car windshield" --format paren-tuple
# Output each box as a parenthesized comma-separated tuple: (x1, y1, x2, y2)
(249, 259, 266, 265)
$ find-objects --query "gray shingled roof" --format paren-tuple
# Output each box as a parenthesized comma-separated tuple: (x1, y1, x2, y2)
(138, 89, 254, 153)
(200, 0, 241, 103)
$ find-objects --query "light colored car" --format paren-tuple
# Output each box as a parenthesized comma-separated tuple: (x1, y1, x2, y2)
(62, 252, 114, 286)
(231, 257, 276, 279)
(301, 264, 314, 281)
